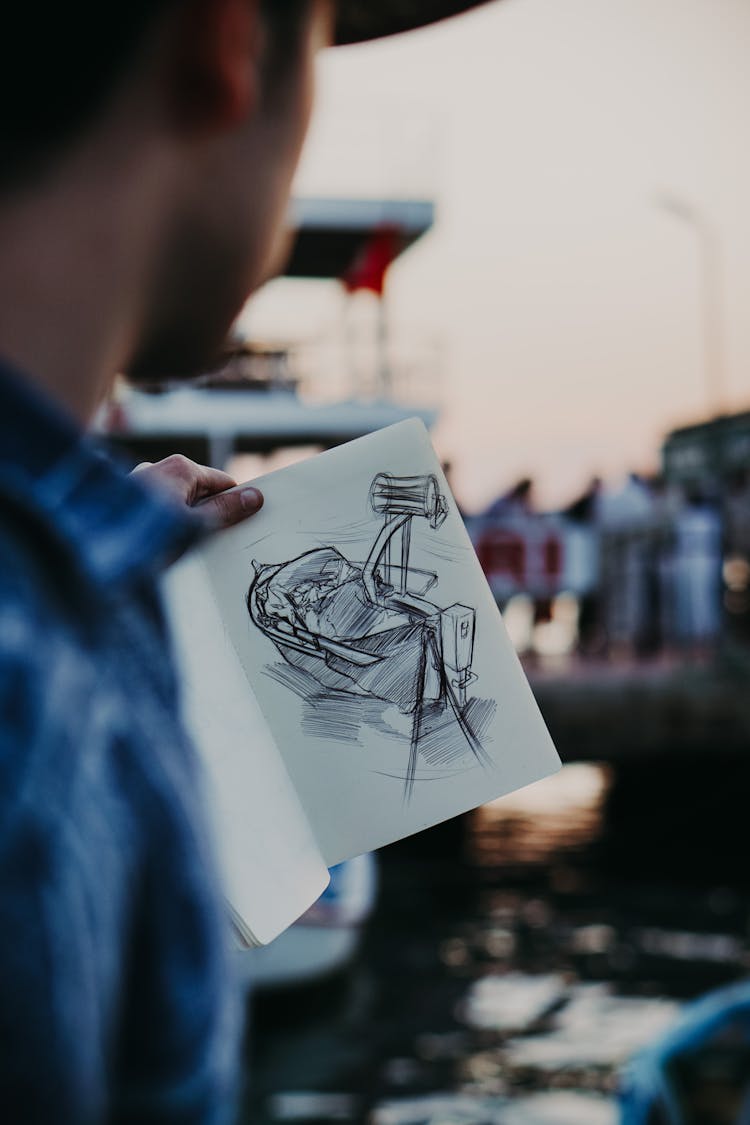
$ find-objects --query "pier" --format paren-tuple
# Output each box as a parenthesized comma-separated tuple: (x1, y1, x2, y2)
(529, 653, 750, 763)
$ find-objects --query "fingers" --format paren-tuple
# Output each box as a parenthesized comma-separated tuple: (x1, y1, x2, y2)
(188, 463, 239, 506)
(131, 454, 264, 529)
(146, 454, 236, 503)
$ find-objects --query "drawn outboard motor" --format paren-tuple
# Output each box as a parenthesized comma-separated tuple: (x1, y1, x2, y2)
(363, 473, 448, 603)
(369, 473, 448, 529)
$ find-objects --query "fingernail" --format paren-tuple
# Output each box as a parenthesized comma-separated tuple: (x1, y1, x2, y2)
(240, 486, 263, 513)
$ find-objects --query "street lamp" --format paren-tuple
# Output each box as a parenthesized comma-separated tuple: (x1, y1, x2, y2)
(656, 193, 726, 417)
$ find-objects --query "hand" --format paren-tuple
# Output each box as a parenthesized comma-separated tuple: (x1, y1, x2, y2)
(132, 455, 263, 529)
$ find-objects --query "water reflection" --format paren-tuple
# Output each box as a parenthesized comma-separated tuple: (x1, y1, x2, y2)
(243, 762, 750, 1125)
(471, 764, 611, 867)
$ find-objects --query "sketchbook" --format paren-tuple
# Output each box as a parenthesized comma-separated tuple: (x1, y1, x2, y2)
(164, 419, 560, 946)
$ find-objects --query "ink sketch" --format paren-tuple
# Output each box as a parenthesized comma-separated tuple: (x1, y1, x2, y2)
(185, 419, 560, 864)
(246, 471, 496, 801)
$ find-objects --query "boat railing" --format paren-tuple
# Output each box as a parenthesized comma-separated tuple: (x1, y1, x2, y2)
(291, 325, 444, 409)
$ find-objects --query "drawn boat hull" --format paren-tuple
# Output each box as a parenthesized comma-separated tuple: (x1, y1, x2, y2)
(247, 546, 447, 713)
(268, 619, 438, 713)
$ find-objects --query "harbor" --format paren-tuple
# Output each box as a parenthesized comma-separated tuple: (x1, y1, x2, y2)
(88, 17, 750, 1110)
(240, 754, 750, 1124)
(530, 651, 750, 763)
(96, 175, 750, 1121)
(7, 0, 750, 1121)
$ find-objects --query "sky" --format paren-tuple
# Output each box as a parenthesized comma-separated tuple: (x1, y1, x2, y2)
(240, 0, 750, 512)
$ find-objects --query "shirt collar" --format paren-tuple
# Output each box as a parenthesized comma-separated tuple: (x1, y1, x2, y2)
(0, 362, 203, 590)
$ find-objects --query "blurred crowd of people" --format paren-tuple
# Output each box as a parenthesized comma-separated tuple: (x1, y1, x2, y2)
(572, 474, 723, 659)
(470, 467, 750, 661)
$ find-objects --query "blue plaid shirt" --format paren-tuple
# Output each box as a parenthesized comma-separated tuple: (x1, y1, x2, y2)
(0, 365, 240, 1123)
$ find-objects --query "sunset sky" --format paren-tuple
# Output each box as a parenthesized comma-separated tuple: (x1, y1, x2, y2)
(241, 0, 750, 512)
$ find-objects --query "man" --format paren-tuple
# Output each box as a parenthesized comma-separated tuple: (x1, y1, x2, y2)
(0, 1, 489, 1121)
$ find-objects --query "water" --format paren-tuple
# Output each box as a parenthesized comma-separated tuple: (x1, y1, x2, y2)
(240, 761, 750, 1124)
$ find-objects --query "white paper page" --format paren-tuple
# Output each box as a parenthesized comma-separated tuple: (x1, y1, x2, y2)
(164, 554, 329, 945)
(200, 419, 561, 866)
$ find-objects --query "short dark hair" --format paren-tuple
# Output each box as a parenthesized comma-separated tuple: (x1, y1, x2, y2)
(0, 0, 311, 194)
(261, 0, 314, 92)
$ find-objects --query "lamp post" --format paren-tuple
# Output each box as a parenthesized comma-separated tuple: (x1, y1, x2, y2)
(656, 194, 726, 417)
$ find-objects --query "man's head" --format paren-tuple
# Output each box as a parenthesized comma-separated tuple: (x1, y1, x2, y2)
(0, 1, 490, 405)
(123, 0, 331, 382)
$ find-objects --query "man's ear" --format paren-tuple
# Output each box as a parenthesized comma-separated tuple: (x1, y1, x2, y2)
(170, 0, 263, 133)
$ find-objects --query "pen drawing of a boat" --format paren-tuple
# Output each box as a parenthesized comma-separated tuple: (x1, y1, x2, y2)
(247, 473, 490, 797)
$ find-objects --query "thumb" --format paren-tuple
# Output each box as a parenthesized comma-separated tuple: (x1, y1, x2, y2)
(196, 485, 264, 529)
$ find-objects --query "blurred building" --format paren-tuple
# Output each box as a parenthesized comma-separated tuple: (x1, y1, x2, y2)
(662, 411, 750, 493)
(97, 196, 438, 468)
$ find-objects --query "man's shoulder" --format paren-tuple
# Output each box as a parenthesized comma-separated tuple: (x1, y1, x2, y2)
(0, 498, 135, 777)
(0, 488, 193, 808)
(0, 577, 104, 864)
(0, 500, 66, 650)
(0, 520, 99, 773)
(0, 481, 74, 603)
(0, 530, 178, 880)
